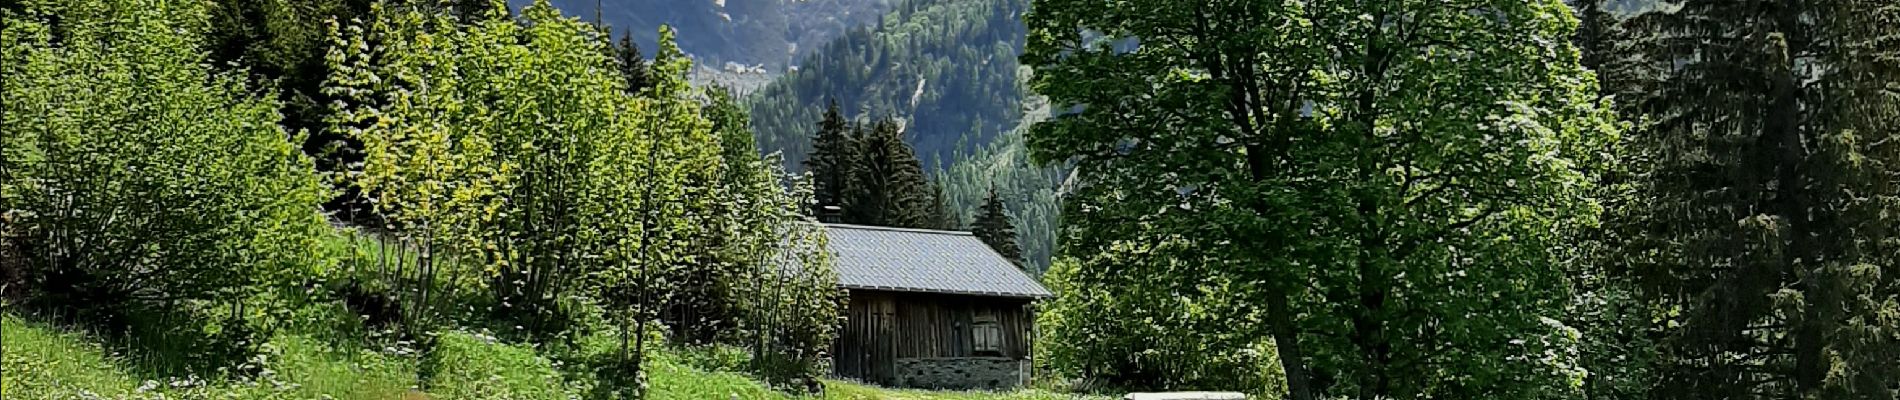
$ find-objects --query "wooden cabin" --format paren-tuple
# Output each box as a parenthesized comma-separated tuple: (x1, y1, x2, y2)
(822, 224, 1052, 390)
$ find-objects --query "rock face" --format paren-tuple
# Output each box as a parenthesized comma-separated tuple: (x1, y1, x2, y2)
(894, 357, 1029, 390)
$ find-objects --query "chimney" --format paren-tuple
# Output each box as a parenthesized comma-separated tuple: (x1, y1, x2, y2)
(819, 205, 843, 224)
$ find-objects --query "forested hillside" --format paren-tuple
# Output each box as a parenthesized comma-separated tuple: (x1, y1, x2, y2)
(523, 0, 892, 69)
(747, 0, 1028, 170)
(742, 0, 1060, 269)
(937, 107, 1062, 271)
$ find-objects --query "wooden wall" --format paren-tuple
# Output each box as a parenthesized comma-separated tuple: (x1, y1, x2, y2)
(833, 289, 1035, 385)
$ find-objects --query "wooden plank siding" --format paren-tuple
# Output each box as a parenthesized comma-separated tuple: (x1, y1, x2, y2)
(832, 289, 1035, 386)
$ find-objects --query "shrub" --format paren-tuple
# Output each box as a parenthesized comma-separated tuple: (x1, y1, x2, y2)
(1037, 257, 1285, 396)
(1, 0, 327, 336)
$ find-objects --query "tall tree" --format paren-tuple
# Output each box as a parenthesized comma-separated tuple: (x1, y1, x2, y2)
(970, 185, 1024, 268)
(805, 99, 858, 218)
(928, 180, 961, 230)
(1025, 0, 1618, 398)
(1605, 1, 1900, 399)
(849, 117, 936, 228)
(615, 32, 653, 95)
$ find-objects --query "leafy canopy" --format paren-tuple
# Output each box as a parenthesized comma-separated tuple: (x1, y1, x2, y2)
(1024, 0, 1619, 398)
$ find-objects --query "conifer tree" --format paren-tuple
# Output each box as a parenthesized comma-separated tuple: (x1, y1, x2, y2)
(616, 33, 652, 95)
(438, 0, 493, 22)
(850, 117, 934, 228)
(927, 181, 960, 230)
(971, 185, 1024, 269)
(805, 100, 857, 219)
(1606, 2, 1900, 399)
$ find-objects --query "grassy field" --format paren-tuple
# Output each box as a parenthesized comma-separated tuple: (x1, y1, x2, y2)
(1, 313, 1107, 400)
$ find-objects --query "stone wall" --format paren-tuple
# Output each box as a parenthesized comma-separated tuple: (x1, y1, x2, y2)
(894, 357, 1030, 390)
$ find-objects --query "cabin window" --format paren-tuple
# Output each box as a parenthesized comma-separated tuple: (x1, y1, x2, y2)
(972, 309, 1003, 354)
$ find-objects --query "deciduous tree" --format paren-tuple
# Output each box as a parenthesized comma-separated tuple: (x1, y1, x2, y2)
(1024, 0, 1619, 398)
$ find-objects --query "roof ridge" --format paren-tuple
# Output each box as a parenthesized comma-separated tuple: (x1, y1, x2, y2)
(820, 223, 975, 236)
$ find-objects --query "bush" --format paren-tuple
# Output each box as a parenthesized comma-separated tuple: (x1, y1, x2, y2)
(1037, 257, 1285, 396)
(1, 0, 327, 329)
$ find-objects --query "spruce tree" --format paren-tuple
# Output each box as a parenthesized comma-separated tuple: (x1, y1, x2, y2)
(971, 185, 1024, 269)
(804, 100, 856, 219)
(850, 117, 934, 228)
(438, 0, 493, 22)
(927, 180, 960, 230)
(616, 33, 652, 95)
(1607, 2, 1900, 399)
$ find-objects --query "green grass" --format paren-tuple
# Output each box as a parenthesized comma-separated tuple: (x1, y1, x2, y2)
(424, 331, 578, 400)
(2, 313, 419, 400)
(2, 314, 142, 398)
(4, 312, 1104, 400)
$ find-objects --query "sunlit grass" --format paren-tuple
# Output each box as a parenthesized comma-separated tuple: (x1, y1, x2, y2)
(5, 312, 1105, 400)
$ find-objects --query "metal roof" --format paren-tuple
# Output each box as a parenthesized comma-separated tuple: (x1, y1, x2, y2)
(822, 224, 1052, 299)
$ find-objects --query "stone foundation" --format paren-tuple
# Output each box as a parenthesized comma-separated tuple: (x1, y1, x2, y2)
(894, 357, 1029, 390)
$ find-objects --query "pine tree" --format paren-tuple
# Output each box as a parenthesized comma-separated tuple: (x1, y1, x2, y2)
(970, 184, 1023, 269)
(850, 117, 934, 228)
(1606, 1, 1900, 399)
(804, 100, 856, 219)
(616, 33, 653, 95)
(927, 180, 960, 230)
(438, 0, 493, 22)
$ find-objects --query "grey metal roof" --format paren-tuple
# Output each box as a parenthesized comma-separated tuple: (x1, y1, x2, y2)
(823, 224, 1052, 299)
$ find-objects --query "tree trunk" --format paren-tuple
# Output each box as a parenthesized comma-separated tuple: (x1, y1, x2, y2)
(1264, 282, 1318, 400)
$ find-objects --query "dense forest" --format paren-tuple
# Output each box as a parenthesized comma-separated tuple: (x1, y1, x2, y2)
(3, 0, 1897, 399)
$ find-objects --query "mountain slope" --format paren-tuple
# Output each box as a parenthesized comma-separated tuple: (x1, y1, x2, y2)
(938, 105, 1061, 271)
(746, 0, 1028, 171)
(745, 0, 1061, 269)
(520, 0, 892, 69)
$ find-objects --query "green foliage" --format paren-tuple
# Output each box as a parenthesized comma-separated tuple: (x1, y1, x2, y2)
(740, 194, 846, 392)
(1, 314, 141, 398)
(805, 108, 959, 230)
(848, 117, 941, 228)
(938, 112, 1063, 272)
(327, 2, 843, 394)
(970, 185, 1025, 267)
(1037, 257, 1286, 395)
(1, 0, 329, 330)
(808, 100, 862, 217)
(1023, 0, 1618, 399)
(325, 0, 715, 342)
(1, 313, 420, 400)
(1597, 1, 1900, 399)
